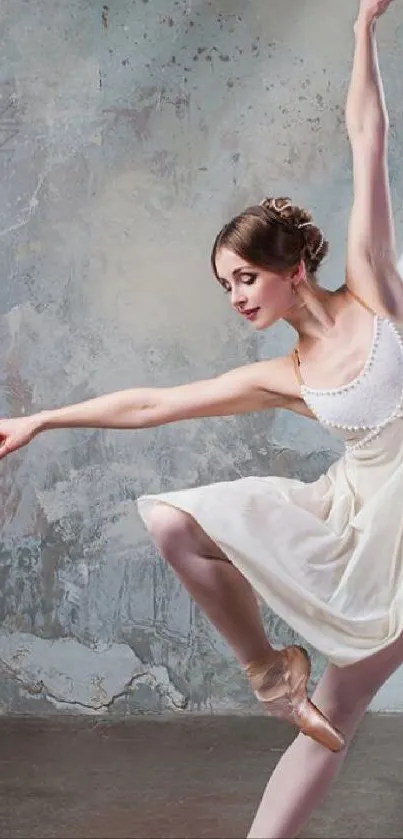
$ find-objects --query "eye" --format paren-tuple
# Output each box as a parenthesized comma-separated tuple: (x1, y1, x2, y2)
(242, 273, 257, 286)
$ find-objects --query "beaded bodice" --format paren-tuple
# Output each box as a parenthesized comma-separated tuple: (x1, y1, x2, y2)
(295, 314, 403, 452)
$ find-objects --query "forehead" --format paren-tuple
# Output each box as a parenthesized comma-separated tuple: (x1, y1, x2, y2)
(215, 248, 253, 279)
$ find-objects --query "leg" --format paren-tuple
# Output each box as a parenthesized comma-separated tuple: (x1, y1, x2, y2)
(143, 502, 343, 751)
(248, 631, 403, 839)
(145, 502, 273, 665)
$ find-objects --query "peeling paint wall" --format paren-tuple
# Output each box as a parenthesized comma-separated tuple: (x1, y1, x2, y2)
(1, 0, 403, 714)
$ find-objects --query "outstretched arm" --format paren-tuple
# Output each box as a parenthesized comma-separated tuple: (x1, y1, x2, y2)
(345, 0, 403, 316)
(0, 356, 302, 459)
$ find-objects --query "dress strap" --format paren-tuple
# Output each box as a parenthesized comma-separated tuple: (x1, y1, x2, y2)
(291, 347, 304, 386)
(346, 286, 377, 315)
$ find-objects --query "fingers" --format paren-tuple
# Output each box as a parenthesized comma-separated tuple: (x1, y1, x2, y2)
(362, 0, 394, 19)
(0, 437, 16, 459)
(379, 0, 394, 14)
(0, 442, 10, 459)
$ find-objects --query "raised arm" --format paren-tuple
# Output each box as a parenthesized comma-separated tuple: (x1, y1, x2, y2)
(345, 0, 403, 316)
(0, 356, 301, 459)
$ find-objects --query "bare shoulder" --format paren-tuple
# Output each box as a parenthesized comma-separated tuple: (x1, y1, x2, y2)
(236, 354, 301, 399)
(256, 354, 314, 415)
(216, 353, 311, 415)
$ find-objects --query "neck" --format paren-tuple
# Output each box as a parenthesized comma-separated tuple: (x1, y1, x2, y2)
(283, 280, 340, 338)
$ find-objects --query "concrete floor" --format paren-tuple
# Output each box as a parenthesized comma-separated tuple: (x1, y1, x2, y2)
(0, 714, 402, 839)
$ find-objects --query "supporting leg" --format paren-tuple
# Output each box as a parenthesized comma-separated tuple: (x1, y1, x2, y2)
(248, 632, 403, 839)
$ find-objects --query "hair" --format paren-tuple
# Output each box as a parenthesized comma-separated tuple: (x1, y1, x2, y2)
(211, 197, 329, 280)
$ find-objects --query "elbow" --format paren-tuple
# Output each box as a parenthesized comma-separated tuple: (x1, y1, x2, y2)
(347, 111, 389, 144)
(136, 393, 171, 429)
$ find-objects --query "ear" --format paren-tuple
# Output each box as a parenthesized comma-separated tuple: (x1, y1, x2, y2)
(290, 259, 307, 287)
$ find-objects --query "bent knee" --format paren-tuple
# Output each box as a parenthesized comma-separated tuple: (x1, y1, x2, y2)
(140, 501, 228, 561)
(141, 502, 194, 545)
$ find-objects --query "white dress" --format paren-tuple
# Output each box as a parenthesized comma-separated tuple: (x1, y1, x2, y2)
(137, 307, 403, 667)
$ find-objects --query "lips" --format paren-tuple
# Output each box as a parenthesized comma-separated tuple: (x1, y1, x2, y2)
(241, 308, 260, 320)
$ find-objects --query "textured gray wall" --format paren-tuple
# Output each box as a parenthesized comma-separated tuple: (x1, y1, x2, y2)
(1, 0, 403, 714)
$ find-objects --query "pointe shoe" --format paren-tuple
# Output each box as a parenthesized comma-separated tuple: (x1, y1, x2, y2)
(244, 645, 345, 753)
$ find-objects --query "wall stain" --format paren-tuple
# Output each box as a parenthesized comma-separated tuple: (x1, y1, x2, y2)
(103, 106, 154, 140)
(102, 5, 109, 31)
(0, 88, 20, 156)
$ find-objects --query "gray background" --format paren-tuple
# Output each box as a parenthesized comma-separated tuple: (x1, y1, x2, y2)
(1, 0, 403, 715)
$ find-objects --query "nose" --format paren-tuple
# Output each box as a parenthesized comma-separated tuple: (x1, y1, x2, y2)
(231, 285, 247, 308)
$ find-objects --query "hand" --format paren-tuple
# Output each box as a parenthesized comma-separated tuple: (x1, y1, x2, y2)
(357, 0, 394, 25)
(0, 415, 42, 460)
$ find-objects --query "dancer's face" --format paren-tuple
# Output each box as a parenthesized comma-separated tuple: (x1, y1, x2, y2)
(214, 247, 297, 330)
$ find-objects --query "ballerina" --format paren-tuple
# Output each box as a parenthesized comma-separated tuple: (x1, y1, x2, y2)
(0, 0, 402, 835)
